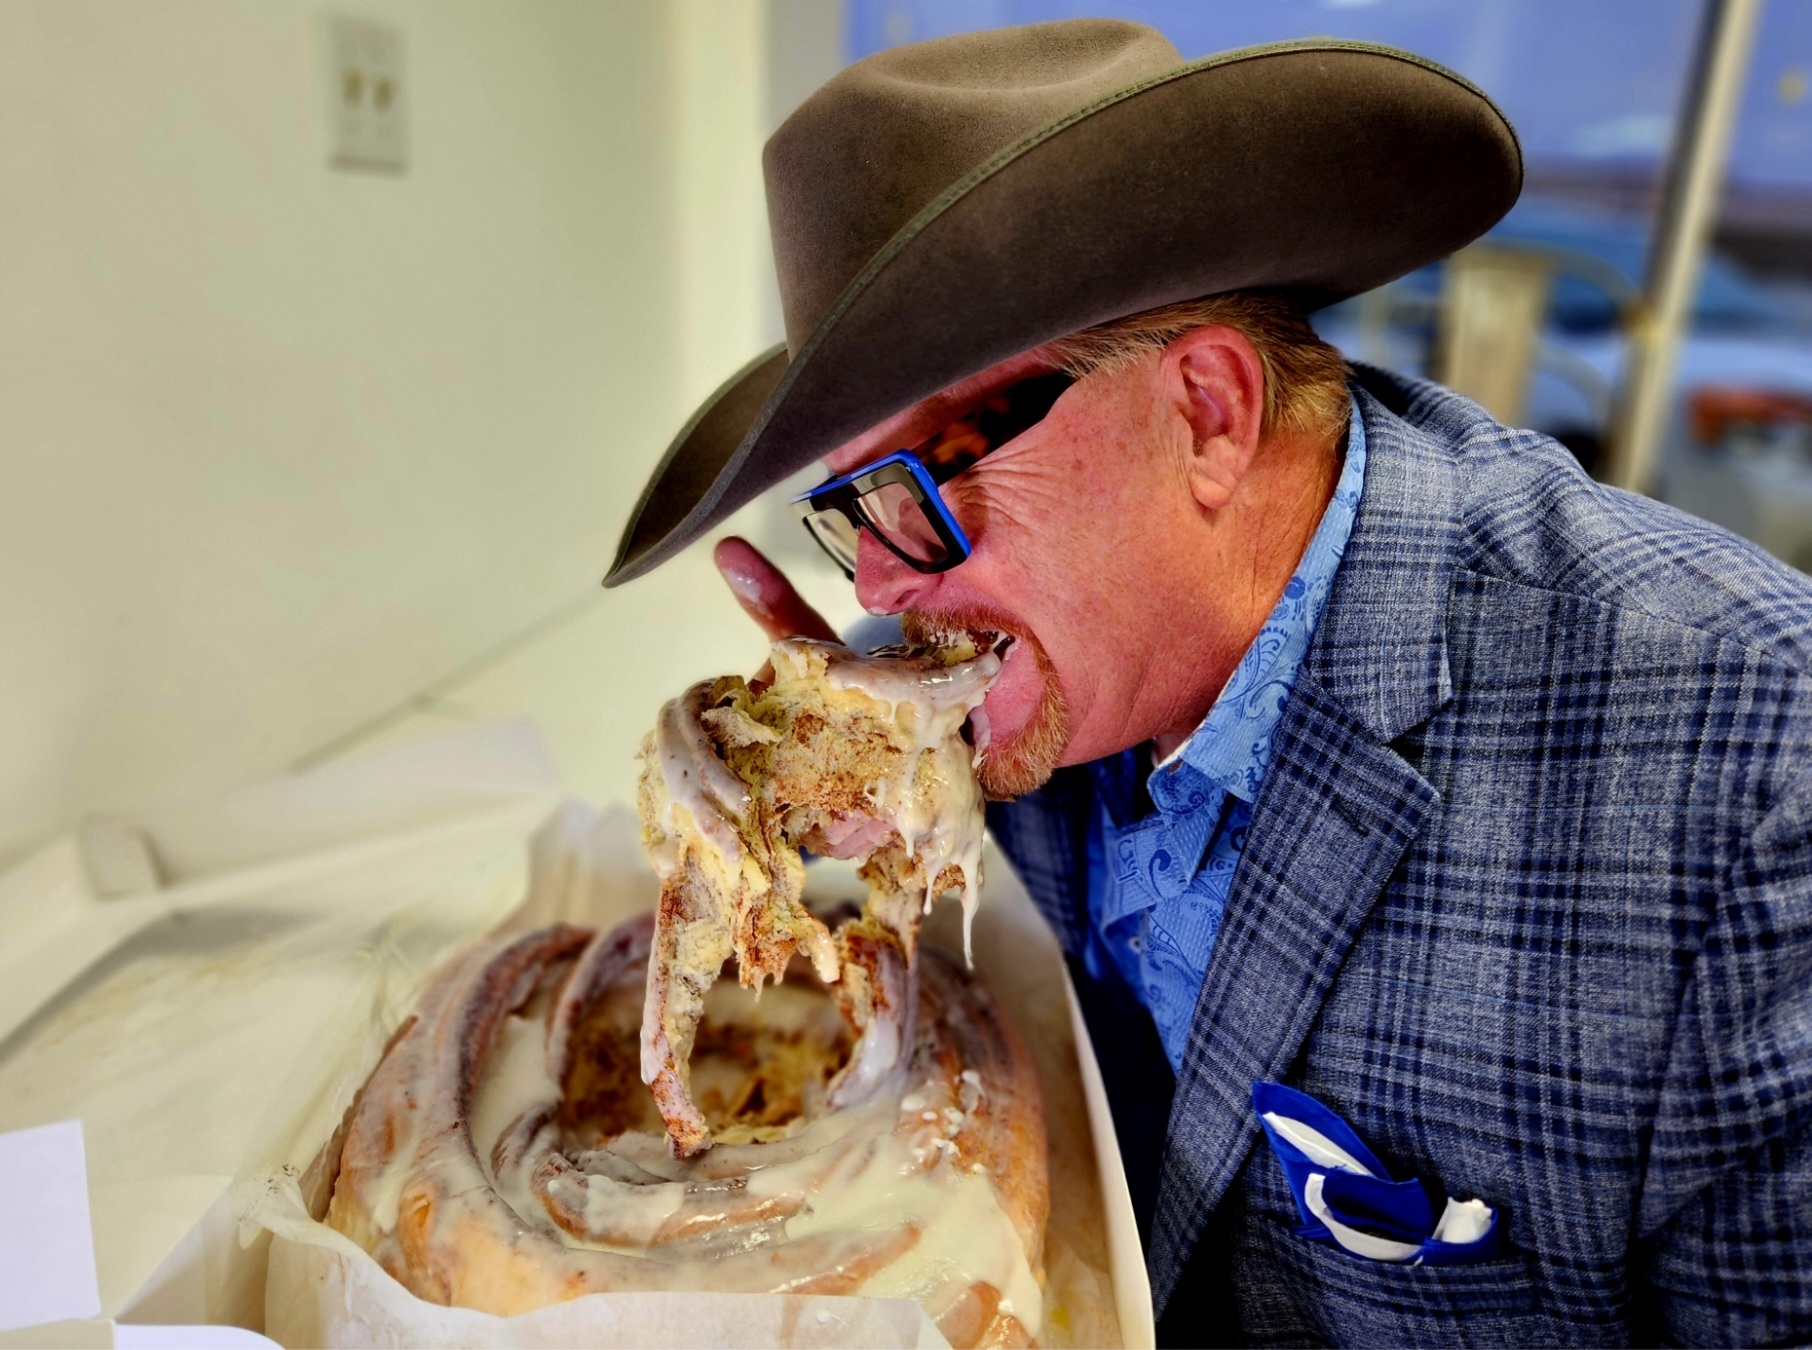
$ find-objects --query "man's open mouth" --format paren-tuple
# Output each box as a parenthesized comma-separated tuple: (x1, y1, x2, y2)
(873, 625, 1015, 663)
(927, 625, 1016, 660)
(875, 620, 1020, 753)
(961, 630, 1015, 752)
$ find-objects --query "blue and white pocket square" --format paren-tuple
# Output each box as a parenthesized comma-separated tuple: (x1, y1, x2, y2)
(1253, 1081, 1501, 1266)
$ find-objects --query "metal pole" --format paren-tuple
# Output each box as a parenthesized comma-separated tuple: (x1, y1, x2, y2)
(1604, 0, 1764, 493)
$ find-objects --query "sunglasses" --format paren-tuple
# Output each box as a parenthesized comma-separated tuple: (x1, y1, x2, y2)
(791, 370, 1075, 579)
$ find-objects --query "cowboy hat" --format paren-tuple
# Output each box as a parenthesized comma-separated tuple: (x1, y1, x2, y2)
(605, 19, 1520, 586)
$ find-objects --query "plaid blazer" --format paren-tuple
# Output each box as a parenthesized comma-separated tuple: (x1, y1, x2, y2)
(991, 367, 1812, 1346)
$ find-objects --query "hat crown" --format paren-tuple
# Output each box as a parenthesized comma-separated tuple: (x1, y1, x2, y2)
(763, 20, 1182, 351)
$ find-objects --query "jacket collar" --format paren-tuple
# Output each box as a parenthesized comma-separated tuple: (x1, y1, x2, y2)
(1300, 370, 1462, 742)
(1146, 370, 1465, 1311)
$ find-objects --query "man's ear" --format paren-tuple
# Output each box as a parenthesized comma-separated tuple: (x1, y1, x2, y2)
(1162, 326, 1265, 512)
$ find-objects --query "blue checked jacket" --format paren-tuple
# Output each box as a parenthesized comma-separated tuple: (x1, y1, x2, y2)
(990, 367, 1812, 1345)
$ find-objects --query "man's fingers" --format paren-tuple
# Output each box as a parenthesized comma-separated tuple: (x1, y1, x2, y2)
(715, 537, 840, 643)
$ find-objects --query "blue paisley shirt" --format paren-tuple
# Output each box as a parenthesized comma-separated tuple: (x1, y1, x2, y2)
(1083, 406, 1367, 1070)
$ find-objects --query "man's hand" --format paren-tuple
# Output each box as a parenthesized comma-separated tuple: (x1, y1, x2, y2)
(714, 537, 839, 643)
(714, 538, 839, 687)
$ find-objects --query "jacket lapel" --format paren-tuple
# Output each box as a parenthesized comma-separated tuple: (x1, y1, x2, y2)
(1148, 374, 1466, 1311)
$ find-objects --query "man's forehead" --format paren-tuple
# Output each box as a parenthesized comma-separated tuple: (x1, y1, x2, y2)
(821, 346, 1064, 475)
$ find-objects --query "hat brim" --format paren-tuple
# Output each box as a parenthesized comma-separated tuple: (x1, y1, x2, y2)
(606, 39, 1520, 586)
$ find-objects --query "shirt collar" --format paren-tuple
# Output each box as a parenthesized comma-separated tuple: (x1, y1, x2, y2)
(1149, 401, 1368, 817)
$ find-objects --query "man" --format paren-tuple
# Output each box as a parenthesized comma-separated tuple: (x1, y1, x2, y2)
(606, 20, 1812, 1345)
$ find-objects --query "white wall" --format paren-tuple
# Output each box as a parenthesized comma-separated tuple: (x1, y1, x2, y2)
(671, 0, 773, 410)
(0, 1, 791, 865)
(767, 0, 847, 130)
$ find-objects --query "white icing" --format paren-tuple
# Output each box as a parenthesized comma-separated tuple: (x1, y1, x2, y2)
(577, 1169, 686, 1248)
(365, 1111, 416, 1234)
(741, 1100, 1043, 1337)
(469, 1013, 560, 1179)
(808, 642, 999, 723)
(649, 684, 750, 882)
(780, 639, 994, 967)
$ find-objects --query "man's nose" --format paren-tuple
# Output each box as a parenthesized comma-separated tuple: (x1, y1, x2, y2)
(853, 530, 935, 615)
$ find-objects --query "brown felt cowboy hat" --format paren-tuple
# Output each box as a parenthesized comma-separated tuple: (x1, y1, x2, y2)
(605, 19, 1520, 586)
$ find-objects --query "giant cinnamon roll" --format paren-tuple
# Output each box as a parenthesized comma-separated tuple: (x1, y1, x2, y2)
(326, 915, 1048, 1346)
(326, 638, 1052, 1346)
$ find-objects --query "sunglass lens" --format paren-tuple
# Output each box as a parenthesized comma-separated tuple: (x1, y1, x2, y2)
(802, 508, 860, 576)
(858, 481, 948, 564)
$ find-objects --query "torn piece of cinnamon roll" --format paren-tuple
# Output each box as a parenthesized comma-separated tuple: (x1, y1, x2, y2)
(637, 637, 999, 1157)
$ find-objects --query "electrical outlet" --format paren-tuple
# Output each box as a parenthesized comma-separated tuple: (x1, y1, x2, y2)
(325, 15, 407, 172)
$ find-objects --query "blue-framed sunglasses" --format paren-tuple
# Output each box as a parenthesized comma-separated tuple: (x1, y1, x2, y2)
(791, 370, 1075, 579)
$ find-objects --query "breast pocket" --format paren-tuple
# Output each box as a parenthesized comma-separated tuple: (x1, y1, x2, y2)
(1275, 1231, 1545, 1347)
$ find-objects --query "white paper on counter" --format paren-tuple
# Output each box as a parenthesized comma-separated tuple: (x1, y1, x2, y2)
(0, 1120, 101, 1332)
(113, 1325, 275, 1347)
(0, 1121, 279, 1348)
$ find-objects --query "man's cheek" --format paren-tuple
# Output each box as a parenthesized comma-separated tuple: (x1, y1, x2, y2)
(1050, 529, 1139, 616)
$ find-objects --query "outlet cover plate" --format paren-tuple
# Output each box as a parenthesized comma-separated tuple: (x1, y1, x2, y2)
(325, 15, 407, 172)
